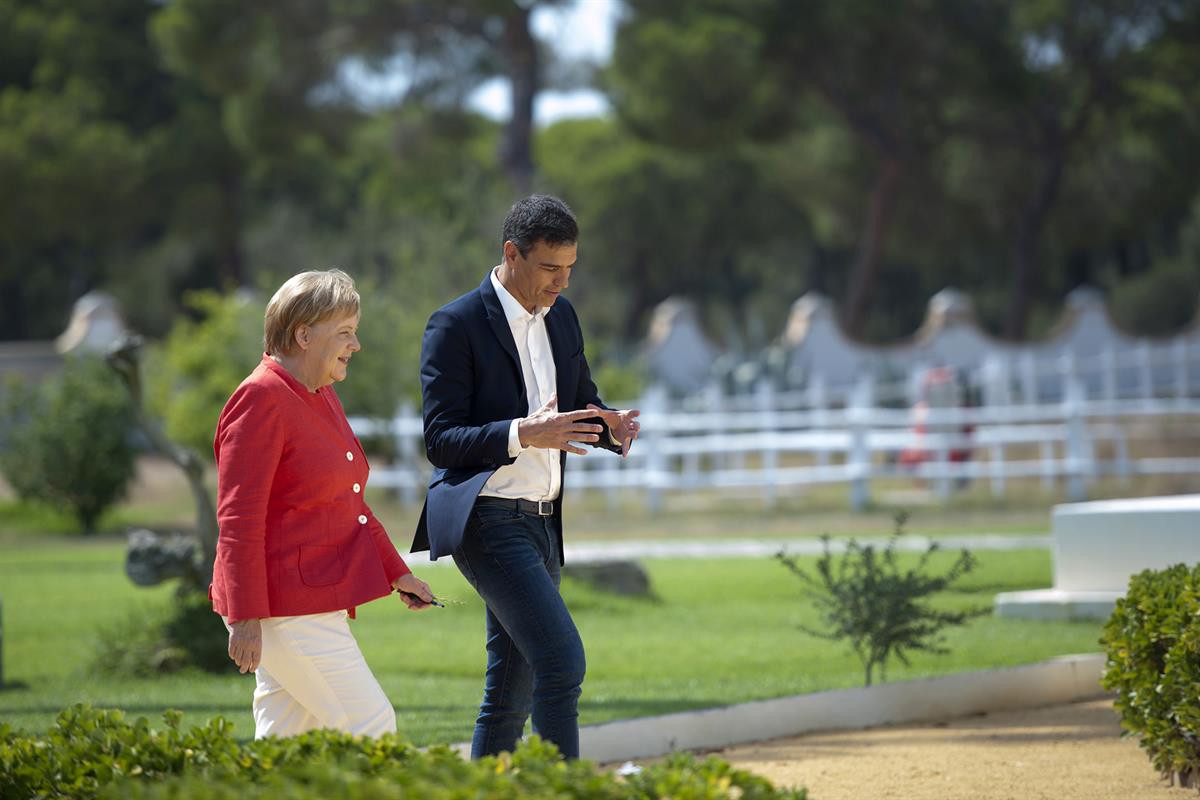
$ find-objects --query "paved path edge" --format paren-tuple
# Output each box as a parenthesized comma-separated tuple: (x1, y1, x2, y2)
(578, 652, 1108, 763)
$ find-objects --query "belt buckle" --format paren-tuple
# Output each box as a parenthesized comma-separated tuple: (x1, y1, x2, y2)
(536, 500, 553, 516)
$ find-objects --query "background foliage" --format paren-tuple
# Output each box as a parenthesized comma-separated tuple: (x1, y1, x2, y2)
(4, 0, 1198, 364)
(0, 357, 137, 532)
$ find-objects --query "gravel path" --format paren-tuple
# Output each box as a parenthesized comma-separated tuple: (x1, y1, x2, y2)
(715, 698, 1193, 800)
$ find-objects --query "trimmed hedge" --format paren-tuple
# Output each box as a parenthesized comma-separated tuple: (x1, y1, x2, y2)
(1101, 563, 1200, 786)
(0, 705, 806, 800)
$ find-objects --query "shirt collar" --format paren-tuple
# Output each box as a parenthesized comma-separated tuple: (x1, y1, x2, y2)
(491, 266, 548, 323)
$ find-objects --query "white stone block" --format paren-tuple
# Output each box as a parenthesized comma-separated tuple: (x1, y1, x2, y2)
(995, 494, 1200, 621)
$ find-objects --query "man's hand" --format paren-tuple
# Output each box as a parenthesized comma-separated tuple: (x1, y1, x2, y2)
(393, 573, 436, 610)
(228, 618, 262, 674)
(517, 394, 605, 455)
(586, 404, 642, 457)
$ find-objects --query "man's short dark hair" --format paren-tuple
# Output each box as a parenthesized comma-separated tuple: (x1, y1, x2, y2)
(502, 195, 578, 256)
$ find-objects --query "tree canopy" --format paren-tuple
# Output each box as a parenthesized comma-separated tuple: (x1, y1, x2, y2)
(3, 0, 1198, 356)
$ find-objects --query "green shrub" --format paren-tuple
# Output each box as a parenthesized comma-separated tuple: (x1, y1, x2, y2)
(91, 591, 233, 677)
(1101, 563, 1200, 786)
(0, 356, 137, 533)
(91, 602, 181, 678)
(0, 705, 806, 800)
(777, 513, 988, 686)
(164, 589, 238, 673)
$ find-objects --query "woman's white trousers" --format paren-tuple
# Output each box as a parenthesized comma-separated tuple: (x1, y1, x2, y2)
(243, 611, 396, 739)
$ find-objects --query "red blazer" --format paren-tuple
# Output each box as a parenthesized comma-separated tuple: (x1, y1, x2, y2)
(210, 355, 410, 623)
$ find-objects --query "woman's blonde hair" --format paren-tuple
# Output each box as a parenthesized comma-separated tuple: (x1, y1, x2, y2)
(263, 269, 360, 356)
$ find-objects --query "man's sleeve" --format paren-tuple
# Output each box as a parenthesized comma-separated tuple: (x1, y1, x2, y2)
(421, 307, 515, 470)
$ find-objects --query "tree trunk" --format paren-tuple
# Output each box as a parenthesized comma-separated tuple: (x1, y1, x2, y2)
(1004, 153, 1064, 339)
(0, 278, 24, 340)
(499, 6, 537, 194)
(623, 252, 655, 340)
(216, 171, 245, 287)
(842, 155, 902, 338)
(107, 338, 218, 587)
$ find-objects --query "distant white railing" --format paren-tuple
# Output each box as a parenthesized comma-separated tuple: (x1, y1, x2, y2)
(349, 346, 1200, 512)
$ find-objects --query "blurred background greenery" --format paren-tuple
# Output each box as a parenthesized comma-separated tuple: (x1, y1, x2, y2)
(3, 0, 1198, 394)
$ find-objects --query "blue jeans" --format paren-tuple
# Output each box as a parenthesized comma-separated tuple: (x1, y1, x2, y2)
(452, 501, 585, 759)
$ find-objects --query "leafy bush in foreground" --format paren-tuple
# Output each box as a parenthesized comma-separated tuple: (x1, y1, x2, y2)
(1101, 563, 1200, 787)
(0, 705, 806, 800)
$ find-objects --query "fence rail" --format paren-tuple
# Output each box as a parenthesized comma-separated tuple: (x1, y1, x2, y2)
(352, 399, 1200, 514)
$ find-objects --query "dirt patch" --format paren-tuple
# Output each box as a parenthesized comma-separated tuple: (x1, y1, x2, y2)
(714, 698, 1193, 800)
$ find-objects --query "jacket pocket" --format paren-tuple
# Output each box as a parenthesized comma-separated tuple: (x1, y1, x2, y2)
(297, 545, 344, 587)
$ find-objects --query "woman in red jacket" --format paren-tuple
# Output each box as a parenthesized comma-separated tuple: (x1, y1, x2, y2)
(210, 268, 434, 739)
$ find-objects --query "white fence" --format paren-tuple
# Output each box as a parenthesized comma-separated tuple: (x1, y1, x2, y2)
(350, 346, 1200, 512)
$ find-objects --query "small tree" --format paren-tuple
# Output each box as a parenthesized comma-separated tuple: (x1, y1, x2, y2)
(776, 513, 988, 685)
(0, 357, 137, 533)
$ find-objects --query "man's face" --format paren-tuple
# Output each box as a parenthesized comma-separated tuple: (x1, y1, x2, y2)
(502, 239, 576, 312)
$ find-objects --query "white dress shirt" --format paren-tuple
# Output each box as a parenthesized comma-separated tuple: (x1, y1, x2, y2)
(479, 266, 561, 502)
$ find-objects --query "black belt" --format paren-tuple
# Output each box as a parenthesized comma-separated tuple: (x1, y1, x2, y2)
(476, 496, 556, 516)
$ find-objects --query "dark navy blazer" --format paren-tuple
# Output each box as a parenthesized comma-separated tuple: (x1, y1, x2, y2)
(411, 272, 610, 563)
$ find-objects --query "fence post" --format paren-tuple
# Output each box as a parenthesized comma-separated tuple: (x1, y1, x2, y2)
(1114, 427, 1132, 486)
(1040, 440, 1056, 491)
(810, 376, 830, 470)
(642, 385, 666, 514)
(757, 380, 779, 509)
(848, 376, 873, 511)
(1064, 377, 1092, 502)
(1020, 351, 1038, 405)
(1175, 338, 1189, 406)
(933, 421, 952, 502)
(393, 400, 419, 506)
(989, 441, 1006, 498)
(1101, 347, 1117, 406)
(981, 355, 1011, 408)
(1138, 342, 1154, 403)
(1059, 351, 1077, 406)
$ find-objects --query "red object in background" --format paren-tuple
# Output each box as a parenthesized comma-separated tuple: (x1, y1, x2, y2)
(899, 366, 975, 467)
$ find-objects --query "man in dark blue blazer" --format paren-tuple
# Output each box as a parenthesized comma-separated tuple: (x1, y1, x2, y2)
(412, 195, 640, 760)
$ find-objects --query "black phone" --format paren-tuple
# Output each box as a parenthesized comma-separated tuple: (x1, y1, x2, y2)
(576, 416, 624, 453)
(399, 590, 444, 608)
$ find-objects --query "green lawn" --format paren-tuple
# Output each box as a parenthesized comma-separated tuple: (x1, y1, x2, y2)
(0, 537, 1103, 745)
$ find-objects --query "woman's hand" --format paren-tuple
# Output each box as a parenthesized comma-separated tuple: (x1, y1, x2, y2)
(393, 573, 436, 610)
(228, 618, 262, 673)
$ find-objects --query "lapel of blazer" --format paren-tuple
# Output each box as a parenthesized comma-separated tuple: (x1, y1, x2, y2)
(544, 304, 572, 409)
(479, 272, 521, 373)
